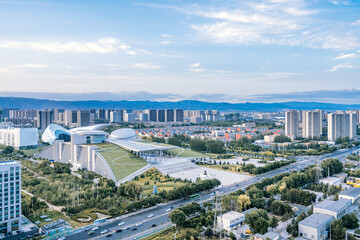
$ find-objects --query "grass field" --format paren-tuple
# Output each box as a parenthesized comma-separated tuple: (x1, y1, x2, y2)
(128, 168, 186, 195)
(95, 143, 148, 182)
(28, 210, 64, 227)
(141, 141, 212, 158)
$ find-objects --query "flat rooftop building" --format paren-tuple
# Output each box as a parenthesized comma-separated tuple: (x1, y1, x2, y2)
(298, 213, 334, 240)
(313, 199, 352, 219)
(319, 176, 341, 186)
(339, 187, 360, 203)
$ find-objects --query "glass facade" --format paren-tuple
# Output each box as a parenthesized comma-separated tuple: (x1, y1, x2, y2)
(0, 161, 21, 234)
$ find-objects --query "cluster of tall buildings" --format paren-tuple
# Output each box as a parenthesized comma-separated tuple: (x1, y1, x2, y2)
(183, 110, 220, 123)
(285, 110, 359, 141)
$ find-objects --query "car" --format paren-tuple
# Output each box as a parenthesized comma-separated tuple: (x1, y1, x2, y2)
(118, 221, 125, 226)
(179, 204, 183, 207)
(26, 235, 34, 239)
(148, 214, 154, 218)
(116, 229, 123, 233)
(87, 231, 95, 235)
(169, 206, 174, 209)
(231, 187, 235, 190)
(58, 237, 65, 240)
(34, 233, 39, 237)
(151, 224, 157, 228)
(136, 222, 142, 227)
(92, 226, 99, 231)
(124, 226, 131, 230)
(106, 234, 113, 237)
(165, 208, 172, 212)
(236, 184, 239, 187)
(131, 227, 138, 231)
(101, 230, 108, 234)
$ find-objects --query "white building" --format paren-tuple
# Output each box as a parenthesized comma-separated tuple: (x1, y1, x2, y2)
(264, 135, 276, 143)
(124, 113, 136, 122)
(0, 161, 21, 235)
(313, 199, 352, 219)
(110, 111, 123, 123)
(339, 187, 360, 203)
(298, 213, 333, 240)
(328, 111, 357, 142)
(217, 211, 244, 232)
(302, 110, 323, 139)
(285, 110, 300, 138)
(0, 128, 38, 149)
(319, 176, 341, 186)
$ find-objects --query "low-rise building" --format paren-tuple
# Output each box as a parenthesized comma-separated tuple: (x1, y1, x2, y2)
(264, 135, 276, 143)
(333, 173, 348, 182)
(217, 211, 244, 232)
(313, 199, 352, 219)
(339, 187, 360, 203)
(0, 128, 38, 149)
(319, 176, 341, 186)
(298, 213, 333, 240)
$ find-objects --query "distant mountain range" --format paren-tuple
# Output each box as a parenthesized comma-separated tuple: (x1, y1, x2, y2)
(0, 97, 359, 112)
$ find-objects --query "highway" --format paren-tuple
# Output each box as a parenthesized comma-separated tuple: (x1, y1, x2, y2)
(65, 146, 360, 240)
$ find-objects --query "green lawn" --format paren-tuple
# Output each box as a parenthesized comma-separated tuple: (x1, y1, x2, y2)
(140, 141, 211, 158)
(129, 168, 186, 195)
(95, 143, 148, 182)
(28, 210, 64, 227)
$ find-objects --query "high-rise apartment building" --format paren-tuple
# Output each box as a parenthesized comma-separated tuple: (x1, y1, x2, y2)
(302, 110, 323, 138)
(97, 109, 106, 119)
(174, 109, 184, 122)
(53, 109, 65, 124)
(165, 109, 174, 122)
(0, 161, 21, 235)
(64, 110, 78, 127)
(0, 128, 38, 149)
(110, 110, 123, 123)
(77, 110, 91, 127)
(285, 110, 300, 138)
(157, 110, 165, 122)
(145, 110, 157, 122)
(36, 110, 54, 131)
(328, 111, 357, 142)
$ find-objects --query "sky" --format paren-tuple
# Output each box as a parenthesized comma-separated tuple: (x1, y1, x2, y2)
(0, 0, 359, 103)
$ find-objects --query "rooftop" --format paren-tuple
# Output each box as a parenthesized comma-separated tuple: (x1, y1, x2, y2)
(299, 213, 334, 228)
(107, 138, 177, 153)
(255, 231, 280, 240)
(314, 199, 352, 212)
(219, 211, 243, 220)
(340, 187, 360, 198)
(319, 177, 341, 183)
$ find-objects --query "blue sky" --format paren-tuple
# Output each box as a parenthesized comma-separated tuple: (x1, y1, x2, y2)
(0, 0, 359, 103)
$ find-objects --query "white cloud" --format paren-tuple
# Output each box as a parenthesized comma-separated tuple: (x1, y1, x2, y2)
(18, 64, 49, 68)
(189, 62, 205, 72)
(0, 38, 138, 54)
(132, 63, 163, 69)
(330, 0, 350, 5)
(170, 0, 360, 50)
(327, 63, 360, 71)
(161, 33, 174, 38)
(351, 20, 360, 26)
(333, 53, 357, 60)
(160, 52, 185, 58)
(160, 40, 172, 45)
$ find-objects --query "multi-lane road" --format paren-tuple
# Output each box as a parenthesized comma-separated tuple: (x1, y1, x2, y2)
(65, 146, 360, 240)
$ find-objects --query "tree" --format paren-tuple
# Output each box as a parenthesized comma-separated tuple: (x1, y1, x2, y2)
(331, 219, 346, 240)
(169, 209, 187, 228)
(270, 216, 278, 228)
(245, 209, 269, 234)
(274, 135, 292, 143)
(229, 232, 236, 240)
(237, 194, 251, 211)
(3, 146, 14, 154)
(204, 228, 213, 238)
(253, 217, 269, 234)
(342, 214, 359, 229)
(222, 195, 239, 211)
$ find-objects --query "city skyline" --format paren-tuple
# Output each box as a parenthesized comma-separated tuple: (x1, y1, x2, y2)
(0, 0, 359, 103)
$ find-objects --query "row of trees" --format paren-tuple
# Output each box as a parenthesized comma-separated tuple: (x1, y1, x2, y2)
(189, 139, 225, 154)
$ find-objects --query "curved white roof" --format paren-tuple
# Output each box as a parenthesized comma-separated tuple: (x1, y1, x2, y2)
(42, 123, 70, 145)
(110, 128, 137, 141)
(70, 124, 109, 132)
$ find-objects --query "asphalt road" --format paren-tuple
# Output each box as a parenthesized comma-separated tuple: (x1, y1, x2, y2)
(63, 146, 360, 240)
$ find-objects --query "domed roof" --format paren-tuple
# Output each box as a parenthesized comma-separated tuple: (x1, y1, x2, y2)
(42, 123, 71, 145)
(110, 128, 137, 140)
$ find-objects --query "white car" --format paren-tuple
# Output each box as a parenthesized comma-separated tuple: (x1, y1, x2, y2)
(165, 208, 172, 212)
(148, 214, 154, 218)
(92, 226, 99, 231)
(100, 230, 108, 234)
(136, 222, 142, 227)
(118, 221, 125, 226)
